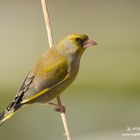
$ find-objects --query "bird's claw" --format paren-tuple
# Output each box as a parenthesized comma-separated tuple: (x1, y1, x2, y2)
(54, 105, 66, 113)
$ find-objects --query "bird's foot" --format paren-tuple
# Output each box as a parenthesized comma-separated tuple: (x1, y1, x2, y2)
(55, 105, 66, 113)
(48, 102, 66, 113)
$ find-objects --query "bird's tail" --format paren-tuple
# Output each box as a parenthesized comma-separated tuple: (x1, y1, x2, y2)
(0, 111, 6, 126)
(0, 105, 21, 126)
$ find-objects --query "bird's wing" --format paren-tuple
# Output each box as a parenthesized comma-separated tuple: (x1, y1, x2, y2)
(21, 54, 69, 104)
(6, 72, 35, 110)
(7, 52, 69, 108)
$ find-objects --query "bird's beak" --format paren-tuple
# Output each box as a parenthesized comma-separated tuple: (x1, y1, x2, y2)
(83, 38, 97, 48)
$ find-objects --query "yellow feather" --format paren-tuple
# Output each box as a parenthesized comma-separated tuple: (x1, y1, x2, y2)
(21, 74, 69, 104)
(21, 88, 49, 104)
(2, 112, 15, 122)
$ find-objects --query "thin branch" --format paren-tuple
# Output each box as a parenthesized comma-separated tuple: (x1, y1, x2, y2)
(61, 113, 72, 140)
(40, 1, 72, 140)
(41, 0, 54, 48)
(57, 96, 72, 140)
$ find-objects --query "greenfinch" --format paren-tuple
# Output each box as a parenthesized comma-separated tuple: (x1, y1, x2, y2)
(0, 34, 97, 126)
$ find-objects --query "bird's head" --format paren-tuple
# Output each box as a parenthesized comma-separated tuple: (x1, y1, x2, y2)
(57, 34, 97, 56)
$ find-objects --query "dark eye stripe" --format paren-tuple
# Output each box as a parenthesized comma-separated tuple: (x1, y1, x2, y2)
(75, 36, 89, 47)
(75, 38, 81, 42)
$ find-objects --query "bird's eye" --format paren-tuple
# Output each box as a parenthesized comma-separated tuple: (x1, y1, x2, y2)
(75, 37, 81, 42)
(75, 37, 85, 47)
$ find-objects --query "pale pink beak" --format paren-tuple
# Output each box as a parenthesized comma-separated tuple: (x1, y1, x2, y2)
(83, 38, 97, 48)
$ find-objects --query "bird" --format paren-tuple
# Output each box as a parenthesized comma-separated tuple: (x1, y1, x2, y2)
(0, 33, 97, 126)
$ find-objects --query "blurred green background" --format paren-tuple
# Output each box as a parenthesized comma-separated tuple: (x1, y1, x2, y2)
(0, 0, 140, 139)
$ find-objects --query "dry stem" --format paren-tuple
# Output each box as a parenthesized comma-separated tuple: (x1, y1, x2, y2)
(40, 0, 72, 140)
(41, 0, 53, 48)
(57, 96, 72, 140)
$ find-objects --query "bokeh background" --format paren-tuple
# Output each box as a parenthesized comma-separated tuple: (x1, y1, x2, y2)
(0, 0, 140, 139)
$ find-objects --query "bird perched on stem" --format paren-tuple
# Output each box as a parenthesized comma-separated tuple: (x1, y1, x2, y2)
(0, 34, 97, 126)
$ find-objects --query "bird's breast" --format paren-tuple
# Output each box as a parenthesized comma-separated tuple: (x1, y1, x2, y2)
(65, 55, 81, 86)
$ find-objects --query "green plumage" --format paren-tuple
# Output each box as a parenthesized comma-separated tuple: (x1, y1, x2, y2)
(0, 34, 97, 126)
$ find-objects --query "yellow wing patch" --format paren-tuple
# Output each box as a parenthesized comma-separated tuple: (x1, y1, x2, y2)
(34, 54, 68, 77)
(21, 88, 49, 104)
(21, 74, 69, 104)
(2, 112, 15, 122)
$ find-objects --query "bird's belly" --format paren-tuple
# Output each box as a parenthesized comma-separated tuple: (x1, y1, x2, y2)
(36, 65, 79, 103)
